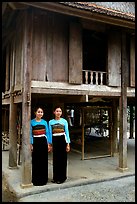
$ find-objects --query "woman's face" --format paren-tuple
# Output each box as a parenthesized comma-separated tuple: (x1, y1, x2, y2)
(35, 108, 44, 119)
(54, 107, 62, 118)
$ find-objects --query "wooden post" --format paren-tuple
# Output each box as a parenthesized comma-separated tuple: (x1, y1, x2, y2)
(118, 32, 128, 171)
(9, 88, 18, 168)
(81, 108, 84, 160)
(21, 10, 33, 187)
(17, 108, 22, 165)
(9, 42, 18, 168)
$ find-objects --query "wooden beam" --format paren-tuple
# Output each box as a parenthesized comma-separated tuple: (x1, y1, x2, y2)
(2, 98, 10, 105)
(14, 95, 22, 103)
(31, 81, 135, 97)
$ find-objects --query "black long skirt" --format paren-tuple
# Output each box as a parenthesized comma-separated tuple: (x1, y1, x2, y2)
(32, 137, 48, 186)
(52, 135, 67, 183)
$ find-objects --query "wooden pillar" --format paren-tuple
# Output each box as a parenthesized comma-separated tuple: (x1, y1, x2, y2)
(21, 10, 33, 187)
(81, 108, 84, 160)
(9, 90, 18, 168)
(9, 41, 18, 168)
(118, 32, 128, 171)
(129, 105, 134, 139)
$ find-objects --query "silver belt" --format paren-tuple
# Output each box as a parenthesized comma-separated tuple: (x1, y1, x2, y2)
(33, 134, 45, 138)
(53, 133, 65, 136)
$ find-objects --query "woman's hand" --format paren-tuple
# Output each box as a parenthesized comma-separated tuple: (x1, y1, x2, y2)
(48, 144, 52, 152)
(66, 144, 70, 152)
(30, 144, 33, 152)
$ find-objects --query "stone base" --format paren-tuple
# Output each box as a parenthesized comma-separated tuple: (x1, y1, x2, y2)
(8, 166, 19, 169)
(112, 152, 118, 157)
(20, 183, 33, 188)
(117, 167, 128, 172)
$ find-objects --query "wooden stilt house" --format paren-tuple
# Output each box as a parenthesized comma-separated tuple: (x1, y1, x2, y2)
(2, 2, 135, 187)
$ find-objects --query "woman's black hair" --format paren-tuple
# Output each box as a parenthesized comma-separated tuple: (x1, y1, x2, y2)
(53, 105, 62, 112)
(34, 106, 44, 114)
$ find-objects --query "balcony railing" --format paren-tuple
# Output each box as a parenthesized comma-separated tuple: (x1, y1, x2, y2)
(83, 70, 107, 85)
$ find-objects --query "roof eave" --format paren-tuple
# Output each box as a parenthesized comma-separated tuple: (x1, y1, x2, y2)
(18, 2, 135, 30)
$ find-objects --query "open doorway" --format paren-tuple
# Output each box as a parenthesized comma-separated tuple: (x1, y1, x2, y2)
(65, 105, 112, 160)
(82, 107, 112, 159)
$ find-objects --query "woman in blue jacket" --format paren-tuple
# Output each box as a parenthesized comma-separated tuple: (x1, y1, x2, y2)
(49, 105, 71, 184)
(30, 107, 52, 186)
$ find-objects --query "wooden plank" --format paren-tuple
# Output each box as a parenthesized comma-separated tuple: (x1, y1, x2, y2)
(32, 10, 47, 81)
(108, 30, 121, 86)
(16, 12, 24, 88)
(14, 24, 23, 87)
(46, 14, 53, 81)
(69, 22, 82, 84)
(52, 14, 68, 82)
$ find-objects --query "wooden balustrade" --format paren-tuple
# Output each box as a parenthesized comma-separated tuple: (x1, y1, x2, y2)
(83, 70, 107, 85)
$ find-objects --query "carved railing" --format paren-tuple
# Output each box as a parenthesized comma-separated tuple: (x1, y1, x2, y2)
(83, 70, 107, 85)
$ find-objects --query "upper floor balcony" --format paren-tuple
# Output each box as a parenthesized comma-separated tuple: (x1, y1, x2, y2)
(83, 70, 107, 85)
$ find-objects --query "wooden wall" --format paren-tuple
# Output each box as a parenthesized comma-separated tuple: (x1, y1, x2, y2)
(14, 13, 24, 90)
(32, 10, 69, 82)
(69, 22, 82, 84)
(107, 30, 121, 86)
